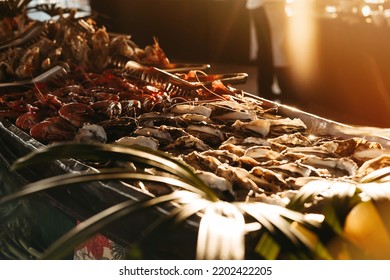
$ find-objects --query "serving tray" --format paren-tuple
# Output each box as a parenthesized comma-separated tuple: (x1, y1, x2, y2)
(1, 92, 390, 259)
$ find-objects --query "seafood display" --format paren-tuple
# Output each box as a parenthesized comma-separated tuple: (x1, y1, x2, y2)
(2, 2, 390, 260)
(0, 0, 33, 42)
(1, 59, 390, 204)
(1, 5, 390, 201)
(0, 5, 170, 81)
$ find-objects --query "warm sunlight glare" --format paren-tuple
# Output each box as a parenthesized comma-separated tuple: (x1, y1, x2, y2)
(196, 202, 245, 260)
(361, 5, 372, 17)
(286, 0, 318, 88)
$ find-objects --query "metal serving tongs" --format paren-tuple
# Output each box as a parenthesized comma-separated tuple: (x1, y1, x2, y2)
(109, 53, 210, 73)
(0, 65, 68, 89)
(156, 63, 211, 73)
(109, 54, 248, 95)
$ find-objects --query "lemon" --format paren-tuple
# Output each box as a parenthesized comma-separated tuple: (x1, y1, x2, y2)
(343, 200, 390, 259)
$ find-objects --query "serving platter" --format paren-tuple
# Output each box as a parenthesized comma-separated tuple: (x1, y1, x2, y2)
(1, 89, 390, 259)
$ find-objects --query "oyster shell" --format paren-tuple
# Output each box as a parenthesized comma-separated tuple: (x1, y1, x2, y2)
(215, 164, 262, 200)
(201, 149, 240, 165)
(134, 125, 188, 146)
(75, 124, 107, 144)
(186, 124, 227, 146)
(353, 148, 390, 163)
(269, 118, 307, 136)
(267, 162, 314, 179)
(133, 127, 173, 144)
(115, 135, 159, 150)
(244, 146, 282, 162)
(219, 143, 246, 157)
(319, 138, 389, 165)
(208, 100, 255, 122)
(249, 166, 288, 193)
(170, 104, 212, 117)
(299, 156, 358, 178)
(182, 151, 222, 172)
(208, 100, 254, 115)
(165, 134, 211, 153)
(354, 155, 390, 179)
(178, 113, 212, 124)
(231, 119, 271, 137)
(268, 132, 312, 149)
(221, 136, 270, 147)
(320, 137, 384, 159)
(236, 156, 262, 170)
(138, 112, 177, 127)
(282, 146, 335, 159)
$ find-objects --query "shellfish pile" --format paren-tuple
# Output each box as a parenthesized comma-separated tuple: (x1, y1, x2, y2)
(114, 95, 390, 204)
(0, 8, 169, 81)
(1, 9, 390, 207)
(1, 64, 389, 204)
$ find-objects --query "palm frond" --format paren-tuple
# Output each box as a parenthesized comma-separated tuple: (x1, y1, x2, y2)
(0, 168, 209, 207)
(127, 193, 210, 259)
(196, 201, 245, 260)
(287, 179, 337, 212)
(287, 179, 359, 235)
(254, 232, 280, 260)
(5, 142, 340, 260)
(42, 191, 199, 259)
(239, 202, 326, 259)
(11, 143, 218, 201)
(0, 167, 213, 258)
(323, 181, 360, 235)
(2, 231, 42, 259)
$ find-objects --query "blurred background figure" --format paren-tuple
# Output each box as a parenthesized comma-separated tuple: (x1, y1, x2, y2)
(246, 0, 275, 100)
(247, 0, 297, 104)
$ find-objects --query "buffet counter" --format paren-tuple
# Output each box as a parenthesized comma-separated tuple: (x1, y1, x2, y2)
(2, 0, 390, 261)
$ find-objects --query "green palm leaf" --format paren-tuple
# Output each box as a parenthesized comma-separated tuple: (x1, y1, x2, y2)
(0, 169, 209, 207)
(255, 232, 280, 260)
(238, 202, 329, 259)
(4, 142, 331, 260)
(240, 202, 315, 242)
(287, 179, 332, 212)
(42, 191, 196, 259)
(11, 143, 218, 201)
(196, 201, 245, 260)
(287, 180, 359, 234)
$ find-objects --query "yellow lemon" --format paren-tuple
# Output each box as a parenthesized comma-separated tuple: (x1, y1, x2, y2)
(344, 200, 390, 259)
